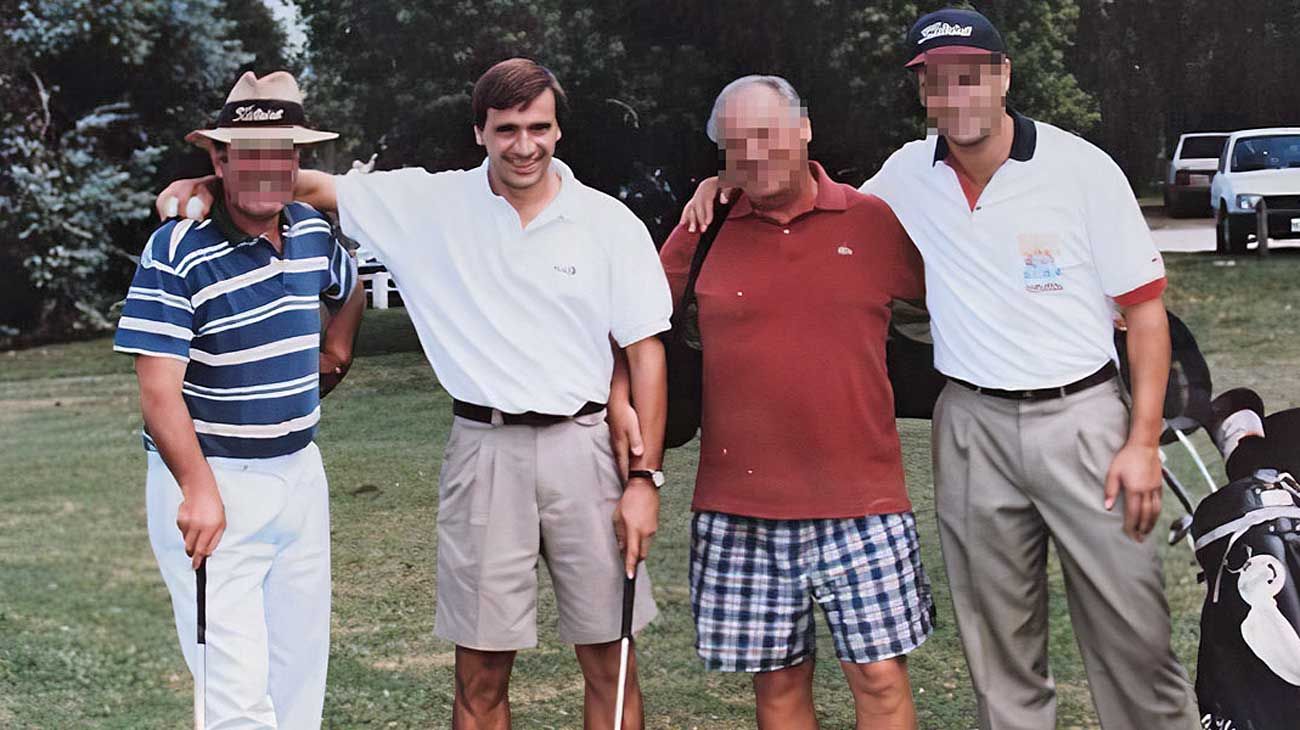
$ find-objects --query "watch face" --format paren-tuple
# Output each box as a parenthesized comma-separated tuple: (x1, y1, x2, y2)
(651, 471, 666, 488)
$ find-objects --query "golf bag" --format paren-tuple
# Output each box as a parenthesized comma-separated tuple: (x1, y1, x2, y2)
(1191, 469, 1300, 730)
(885, 299, 946, 419)
(1115, 310, 1213, 436)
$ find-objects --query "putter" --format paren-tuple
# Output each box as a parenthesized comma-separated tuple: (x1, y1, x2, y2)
(613, 572, 636, 730)
(195, 559, 207, 730)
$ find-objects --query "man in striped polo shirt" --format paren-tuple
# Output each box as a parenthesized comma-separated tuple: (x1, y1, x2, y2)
(157, 59, 670, 729)
(114, 71, 363, 728)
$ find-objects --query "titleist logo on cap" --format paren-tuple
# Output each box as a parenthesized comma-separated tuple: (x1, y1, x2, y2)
(919, 21, 974, 44)
(234, 105, 286, 122)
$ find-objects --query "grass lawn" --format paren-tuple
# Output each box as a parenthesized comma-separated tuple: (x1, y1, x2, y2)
(2, 251, 1297, 728)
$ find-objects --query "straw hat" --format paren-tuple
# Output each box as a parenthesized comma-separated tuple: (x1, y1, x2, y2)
(186, 71, 338, 146)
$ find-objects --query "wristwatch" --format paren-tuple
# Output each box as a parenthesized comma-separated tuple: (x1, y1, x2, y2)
(627, 469, 666, 489)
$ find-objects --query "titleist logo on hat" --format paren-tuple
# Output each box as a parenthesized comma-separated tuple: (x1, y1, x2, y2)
(234, 105, 285, 122)
(919, 21, 974, 44)
(215, 98, 307, 128)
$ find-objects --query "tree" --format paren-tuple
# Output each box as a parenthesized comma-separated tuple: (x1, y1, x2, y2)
(0, 0, 290, 340)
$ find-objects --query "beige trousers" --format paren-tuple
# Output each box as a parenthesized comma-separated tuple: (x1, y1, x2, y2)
(932, 380, 1199, 730)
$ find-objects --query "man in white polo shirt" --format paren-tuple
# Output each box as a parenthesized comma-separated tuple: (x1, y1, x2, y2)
(679, 9, 1200, 729)
(868, 10, 1198, 729)
(160, 58, 670, 729)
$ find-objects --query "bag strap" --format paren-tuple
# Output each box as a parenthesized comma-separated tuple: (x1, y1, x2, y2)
(673, 193, 735, 326)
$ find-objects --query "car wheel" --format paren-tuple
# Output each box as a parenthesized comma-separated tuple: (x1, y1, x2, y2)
(1222, 209, 1252, 254)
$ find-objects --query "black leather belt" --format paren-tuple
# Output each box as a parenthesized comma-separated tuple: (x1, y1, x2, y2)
(949, 361, 1118, 401)
(452, 399, 605, 426)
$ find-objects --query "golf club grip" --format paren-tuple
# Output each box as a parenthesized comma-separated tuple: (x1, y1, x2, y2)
(196, 560, 207, 645)
(620, 573, 636, 638)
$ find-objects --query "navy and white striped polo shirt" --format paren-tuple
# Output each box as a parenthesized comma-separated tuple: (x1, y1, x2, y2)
(114, 201, 357, 459)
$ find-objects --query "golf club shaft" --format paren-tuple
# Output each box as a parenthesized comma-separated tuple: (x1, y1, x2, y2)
(1173, 427, 1218, 493)
(1163, 467, 1196, 515)
(195, 559, 207, 730)
(614, 572, 636, 730)
(614, 637, 630, 730)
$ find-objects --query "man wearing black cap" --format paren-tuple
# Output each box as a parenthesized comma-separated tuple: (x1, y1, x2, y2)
(681, 8, 1200, 729)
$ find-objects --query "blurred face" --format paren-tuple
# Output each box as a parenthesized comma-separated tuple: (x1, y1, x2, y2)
(211, 137, 299, 220)
(917, 54, 1010, 146)
(716, 84, 811, 205)
(475, 88, 562, 192)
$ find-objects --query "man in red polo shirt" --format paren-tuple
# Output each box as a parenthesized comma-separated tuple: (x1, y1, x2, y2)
(656, 75, 933, 730)
(679, 10, 1199, 729)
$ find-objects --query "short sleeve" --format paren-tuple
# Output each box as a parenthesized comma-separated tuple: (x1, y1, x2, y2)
(859, 148, 907, 207)
(1083, 150, 1167, 304)
(870, 196, 925, 301)
(610, 216, 673, 347)
(335, 167, 435, 266)
(658, 222, 702, 309)
(113, 223, 195, 362)
(322, 238, 358, 304)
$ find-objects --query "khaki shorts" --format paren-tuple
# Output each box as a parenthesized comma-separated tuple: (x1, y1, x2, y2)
(434, 410, 657, 650)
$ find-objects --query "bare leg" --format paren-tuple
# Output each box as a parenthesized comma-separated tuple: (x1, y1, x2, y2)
(453, 646, 516, 730)
(840, 656, 917, 730)
(575, 639, 643, 730)
(753, 659, 818, 730)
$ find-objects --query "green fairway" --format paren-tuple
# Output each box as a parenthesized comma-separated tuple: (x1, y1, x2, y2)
(2, 252, 1296, 728)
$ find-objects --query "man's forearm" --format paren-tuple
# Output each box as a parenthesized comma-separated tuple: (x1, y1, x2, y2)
(626, 337, 667, 470)
(139, 380, 213, 494)
(320, 282, 365, 396)
(294, 170, 338, 213)
(323, 282, 365, 367)
(1122, 299, 1172, 448)
(609, 340, 632, 406)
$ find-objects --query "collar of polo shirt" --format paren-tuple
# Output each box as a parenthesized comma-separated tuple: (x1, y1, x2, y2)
(476, 157, 580, 225)
(725, 161, 849, 220)
(932, 109, 1038, 166)
(210, 183, 295, 244)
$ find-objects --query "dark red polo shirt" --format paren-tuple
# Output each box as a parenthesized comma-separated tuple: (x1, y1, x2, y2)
(660, 163, 924, 519)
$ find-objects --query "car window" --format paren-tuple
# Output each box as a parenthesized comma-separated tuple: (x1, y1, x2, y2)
(1231, 135, 1300, 172)
(1180, 136, 1227, 159)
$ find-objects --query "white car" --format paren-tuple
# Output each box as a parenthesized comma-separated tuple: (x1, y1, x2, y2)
(1165, 132, 1228, 217)
(1211, 128, 1300, 253)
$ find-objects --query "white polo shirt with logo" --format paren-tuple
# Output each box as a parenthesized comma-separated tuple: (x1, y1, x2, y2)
(336, 158, 672, 414)
(863, 112, 1167, 390)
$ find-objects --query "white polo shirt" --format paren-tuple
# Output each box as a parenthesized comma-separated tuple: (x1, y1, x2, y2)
(336, 158, 672, 414)
(863, 112, 1166, 390)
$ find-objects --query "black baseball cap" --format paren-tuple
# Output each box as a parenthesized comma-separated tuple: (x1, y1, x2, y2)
(904, 8, 1006, 68)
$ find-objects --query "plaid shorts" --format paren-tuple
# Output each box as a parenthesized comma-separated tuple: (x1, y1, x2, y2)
(689, 510, 934, 672)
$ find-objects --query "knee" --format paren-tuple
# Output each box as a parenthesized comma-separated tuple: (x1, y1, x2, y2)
(455, 654, 512, 712)
(753, 661, 814, 705)
(843, 658, 911, 708)
(575, 641, 626, 690)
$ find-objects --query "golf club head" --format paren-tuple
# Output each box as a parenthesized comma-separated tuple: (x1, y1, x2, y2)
(1169, 514, 1194, 546)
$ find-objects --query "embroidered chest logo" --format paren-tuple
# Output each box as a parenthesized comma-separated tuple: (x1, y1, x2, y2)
(1019, 234, 1065, 294)
(553, 265, 577, 276)
(836, 245, 855, 256)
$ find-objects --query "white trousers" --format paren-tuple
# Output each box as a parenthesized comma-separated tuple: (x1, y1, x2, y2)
(146, 443, 331, 729)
